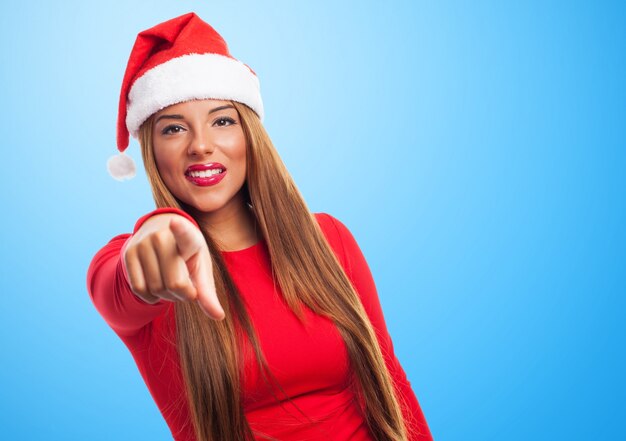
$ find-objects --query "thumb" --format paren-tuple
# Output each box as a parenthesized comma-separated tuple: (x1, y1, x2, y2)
(169, 216, 205, 261)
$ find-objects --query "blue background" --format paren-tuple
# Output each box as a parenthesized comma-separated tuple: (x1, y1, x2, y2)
(1, 0, 624, 439)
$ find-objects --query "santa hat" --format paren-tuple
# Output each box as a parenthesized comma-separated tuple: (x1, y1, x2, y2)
(108, 12, 264, 180)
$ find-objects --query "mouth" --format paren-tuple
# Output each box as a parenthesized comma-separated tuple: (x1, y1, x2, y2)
(187, 168, 224, 178)
(185, 163, 227, 186)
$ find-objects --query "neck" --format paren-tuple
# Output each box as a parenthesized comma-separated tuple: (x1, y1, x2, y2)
(185, 191, 259, 251)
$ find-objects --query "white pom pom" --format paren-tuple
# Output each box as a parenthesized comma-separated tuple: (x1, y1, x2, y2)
(107, 152, 136, 181)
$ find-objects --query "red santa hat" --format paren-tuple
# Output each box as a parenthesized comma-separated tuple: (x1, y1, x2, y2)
(108, 12, 264, 180)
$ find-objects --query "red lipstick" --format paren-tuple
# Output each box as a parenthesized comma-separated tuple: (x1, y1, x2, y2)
(185, 163, 227, 186)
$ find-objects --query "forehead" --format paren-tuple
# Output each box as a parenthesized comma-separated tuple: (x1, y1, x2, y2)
(154, 99, 234, 117)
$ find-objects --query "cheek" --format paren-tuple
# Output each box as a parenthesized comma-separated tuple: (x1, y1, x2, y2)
(221, 134, 247, 171)
(236, 147, 248, 178)
(221, 131, 245, 151)
(153, 146, 178, 179)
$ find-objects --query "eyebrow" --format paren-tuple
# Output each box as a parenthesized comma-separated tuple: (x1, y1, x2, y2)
(155, 105, 235, 124)
(208, 104, 235, 114)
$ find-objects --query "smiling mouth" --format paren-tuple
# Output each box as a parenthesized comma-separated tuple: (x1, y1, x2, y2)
(186, 168, 224, 178)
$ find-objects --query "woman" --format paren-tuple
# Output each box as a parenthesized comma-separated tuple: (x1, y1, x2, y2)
(87, 12, 433, 441)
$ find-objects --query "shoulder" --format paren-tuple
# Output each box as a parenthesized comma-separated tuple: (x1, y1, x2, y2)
(313, 212, 360, 270)
(101, 233, 132, 251)
(91, 233, 132, 260)
(313, 212, 351, 243)
(313, 212, 340, 233)
(87, 233, 132, 277)
(312, 213, 378, 308)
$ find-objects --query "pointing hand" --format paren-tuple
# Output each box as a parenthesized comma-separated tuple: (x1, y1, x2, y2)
(122, 214, 225, 320)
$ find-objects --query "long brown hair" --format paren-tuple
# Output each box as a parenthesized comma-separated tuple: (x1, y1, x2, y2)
(139, 102, 409, 441)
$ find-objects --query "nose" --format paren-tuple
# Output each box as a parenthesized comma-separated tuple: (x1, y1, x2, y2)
(187, 128, 215, 157)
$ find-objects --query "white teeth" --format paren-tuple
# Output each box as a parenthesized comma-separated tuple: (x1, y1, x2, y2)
(188, 169, 223, 178)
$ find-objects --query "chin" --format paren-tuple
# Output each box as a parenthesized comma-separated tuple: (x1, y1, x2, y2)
(177, 186, 247, 217)
(182, 197, 233, 216)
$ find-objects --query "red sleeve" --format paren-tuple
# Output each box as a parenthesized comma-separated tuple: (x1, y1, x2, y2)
(319, 213, 433, 441)
(86, 207, 200, 337)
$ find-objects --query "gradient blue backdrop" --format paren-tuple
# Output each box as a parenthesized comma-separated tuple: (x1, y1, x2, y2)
(1, 1, 624, 440)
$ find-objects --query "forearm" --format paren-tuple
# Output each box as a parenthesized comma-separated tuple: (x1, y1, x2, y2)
(86, 207, 200, 336)
(87, 234, 167, 337)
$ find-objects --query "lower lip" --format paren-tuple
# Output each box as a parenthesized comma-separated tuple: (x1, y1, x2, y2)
(185, 170, 227, 186)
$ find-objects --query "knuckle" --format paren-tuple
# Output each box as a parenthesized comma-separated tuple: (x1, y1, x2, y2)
(151, 287, 168, 297)
(168, 280, 186, 293)
(187, 289, 198, 301)
(136, 239, 152, 256)
(150, 230, 171, 248)
(145, 279, 165, 296)
(123, 245, 137, 260)
(127, 276, 145, 293)
(129, 283, 147, 297)
(166, 278, 188, 293)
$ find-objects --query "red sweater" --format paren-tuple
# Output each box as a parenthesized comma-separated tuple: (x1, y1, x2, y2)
(87, 210, 433, 440)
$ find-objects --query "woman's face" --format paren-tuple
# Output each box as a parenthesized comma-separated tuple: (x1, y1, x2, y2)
(152, 99, 247, 218)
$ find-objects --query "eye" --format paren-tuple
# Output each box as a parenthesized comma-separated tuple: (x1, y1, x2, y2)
(161, 125, 185, 135)
(213, 116, 236, 127)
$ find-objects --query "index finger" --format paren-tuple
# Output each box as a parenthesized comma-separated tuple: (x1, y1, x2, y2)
(169, 216, 225, 320)
(188, 249, 226, 320)
(191, 252, 225, 321)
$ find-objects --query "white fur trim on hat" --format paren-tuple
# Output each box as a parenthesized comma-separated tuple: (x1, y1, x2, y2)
(126, 53, 263, 138)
